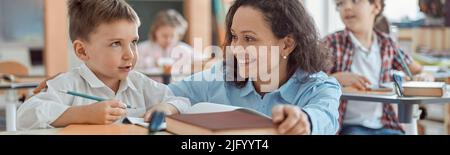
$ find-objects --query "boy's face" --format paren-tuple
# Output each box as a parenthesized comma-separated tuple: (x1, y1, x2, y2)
(74, 20, 139, 83)
(336, 0, 381, 33)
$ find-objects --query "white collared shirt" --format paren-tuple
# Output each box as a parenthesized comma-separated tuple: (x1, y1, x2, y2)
(17, 64, 191, 130)
(343, 32, 384, 129)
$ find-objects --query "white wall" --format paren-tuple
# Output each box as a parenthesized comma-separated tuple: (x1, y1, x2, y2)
(304, 0, 345, 38)
(0, 47, 45, 76)
(0, 47, 31, 68)
(384, 0, 421, 22)
(305, 0, 422, 37)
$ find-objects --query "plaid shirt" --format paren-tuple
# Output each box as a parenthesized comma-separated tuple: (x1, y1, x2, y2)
(324, 29, 413, 133)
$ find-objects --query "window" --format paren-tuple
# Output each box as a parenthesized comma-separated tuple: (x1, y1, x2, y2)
(384, 0, 422, 22)
(0, 0, 44, 47)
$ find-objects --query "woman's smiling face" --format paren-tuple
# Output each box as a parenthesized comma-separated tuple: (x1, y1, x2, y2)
(230, 6, 284, 80)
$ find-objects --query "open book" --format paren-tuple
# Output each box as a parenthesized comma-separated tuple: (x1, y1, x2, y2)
(123, 102, 271, 132)
(122, 115, 167, 131)
(123, 117, 151, 128)
(184, 102, 270, 118)
(165, 103, 276, 135)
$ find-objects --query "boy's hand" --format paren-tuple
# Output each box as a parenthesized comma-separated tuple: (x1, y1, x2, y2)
(86, 100, 127, 125)
(144, 103, 179, 122)
(412, 72, 435, 82)
(272, 105, 311, 135)
(332, 72, 371, 91)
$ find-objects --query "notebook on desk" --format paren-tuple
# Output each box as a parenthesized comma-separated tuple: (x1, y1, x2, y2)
(122, 103, 273, 135)
(342, 87, 396, 96)
(166, 110, 278, 135)
(122, 117, 167, 130)
(164, 102, 276, 135)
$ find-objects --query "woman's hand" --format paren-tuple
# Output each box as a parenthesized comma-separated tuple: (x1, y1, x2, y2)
(33, 73, 62, 94)
(272, 105, 311, 135)
(143, 103, 179, 122)
(412, 72, 435, 82)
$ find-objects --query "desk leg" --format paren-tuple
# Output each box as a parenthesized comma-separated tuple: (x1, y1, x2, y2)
(5, 90, 17, 132)
(6, 103, 16, 131)
(399, 104, 420, 135)
(398, 104, 414, 123)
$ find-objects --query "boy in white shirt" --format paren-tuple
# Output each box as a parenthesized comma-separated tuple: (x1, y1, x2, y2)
(17, 0, 190, 130)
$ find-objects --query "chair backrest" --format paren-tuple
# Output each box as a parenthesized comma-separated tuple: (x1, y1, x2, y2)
(0, 61, 29, 76)
(0, 61, 30, 98)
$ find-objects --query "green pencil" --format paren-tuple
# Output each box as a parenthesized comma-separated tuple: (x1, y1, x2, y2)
(58, 90, 131, 109)
(396, 49, 414, 80)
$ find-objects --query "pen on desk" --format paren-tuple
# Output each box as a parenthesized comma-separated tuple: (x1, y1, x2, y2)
(396, 49, 414, 80)
(57, 90, 132, 109)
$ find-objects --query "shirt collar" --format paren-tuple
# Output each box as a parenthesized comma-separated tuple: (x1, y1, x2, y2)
(348, 31, 378, 53)
(240, 80, 256, 97)
(118, 76, 137, 92)
(279, 70, 309, 103)
(78, 63, 137, 92)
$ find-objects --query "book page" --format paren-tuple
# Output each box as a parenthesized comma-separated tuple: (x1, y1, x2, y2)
(123, 117, 166, 130)
(186, 102, 241, 114)
(186, 102, 271, 119)
(343, 87, 396, 96)
(403, 82, 446, 88)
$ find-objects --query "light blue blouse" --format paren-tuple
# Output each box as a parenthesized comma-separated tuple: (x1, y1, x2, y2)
(169, 64, 341, 135)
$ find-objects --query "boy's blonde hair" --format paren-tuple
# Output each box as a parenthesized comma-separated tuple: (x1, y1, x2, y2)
(149, 9, 188, 41)
(68, 0, 141, 41)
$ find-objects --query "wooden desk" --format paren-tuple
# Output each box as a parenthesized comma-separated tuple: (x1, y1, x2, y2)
(342, 89, 450, 123)
(0, 124, 171, 135)
(342, 87, 450, 135)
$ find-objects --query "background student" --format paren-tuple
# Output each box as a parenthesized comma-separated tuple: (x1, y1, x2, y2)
(136, 9, 206, 74)
(324, 0, 434, 135)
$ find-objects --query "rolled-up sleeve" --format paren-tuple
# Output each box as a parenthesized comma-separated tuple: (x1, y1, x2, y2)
(157, 83, 191, 114)
(169, 73, 212, 105)
(141, 75, 191, 114)
(302, 79, 341, 135)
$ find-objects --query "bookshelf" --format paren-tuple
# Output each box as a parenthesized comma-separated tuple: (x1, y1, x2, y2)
(398, 27, 450, 53)
(0, 0, 46, 76)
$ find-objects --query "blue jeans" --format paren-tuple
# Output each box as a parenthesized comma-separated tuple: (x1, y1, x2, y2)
(340, 125, 404, 135)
